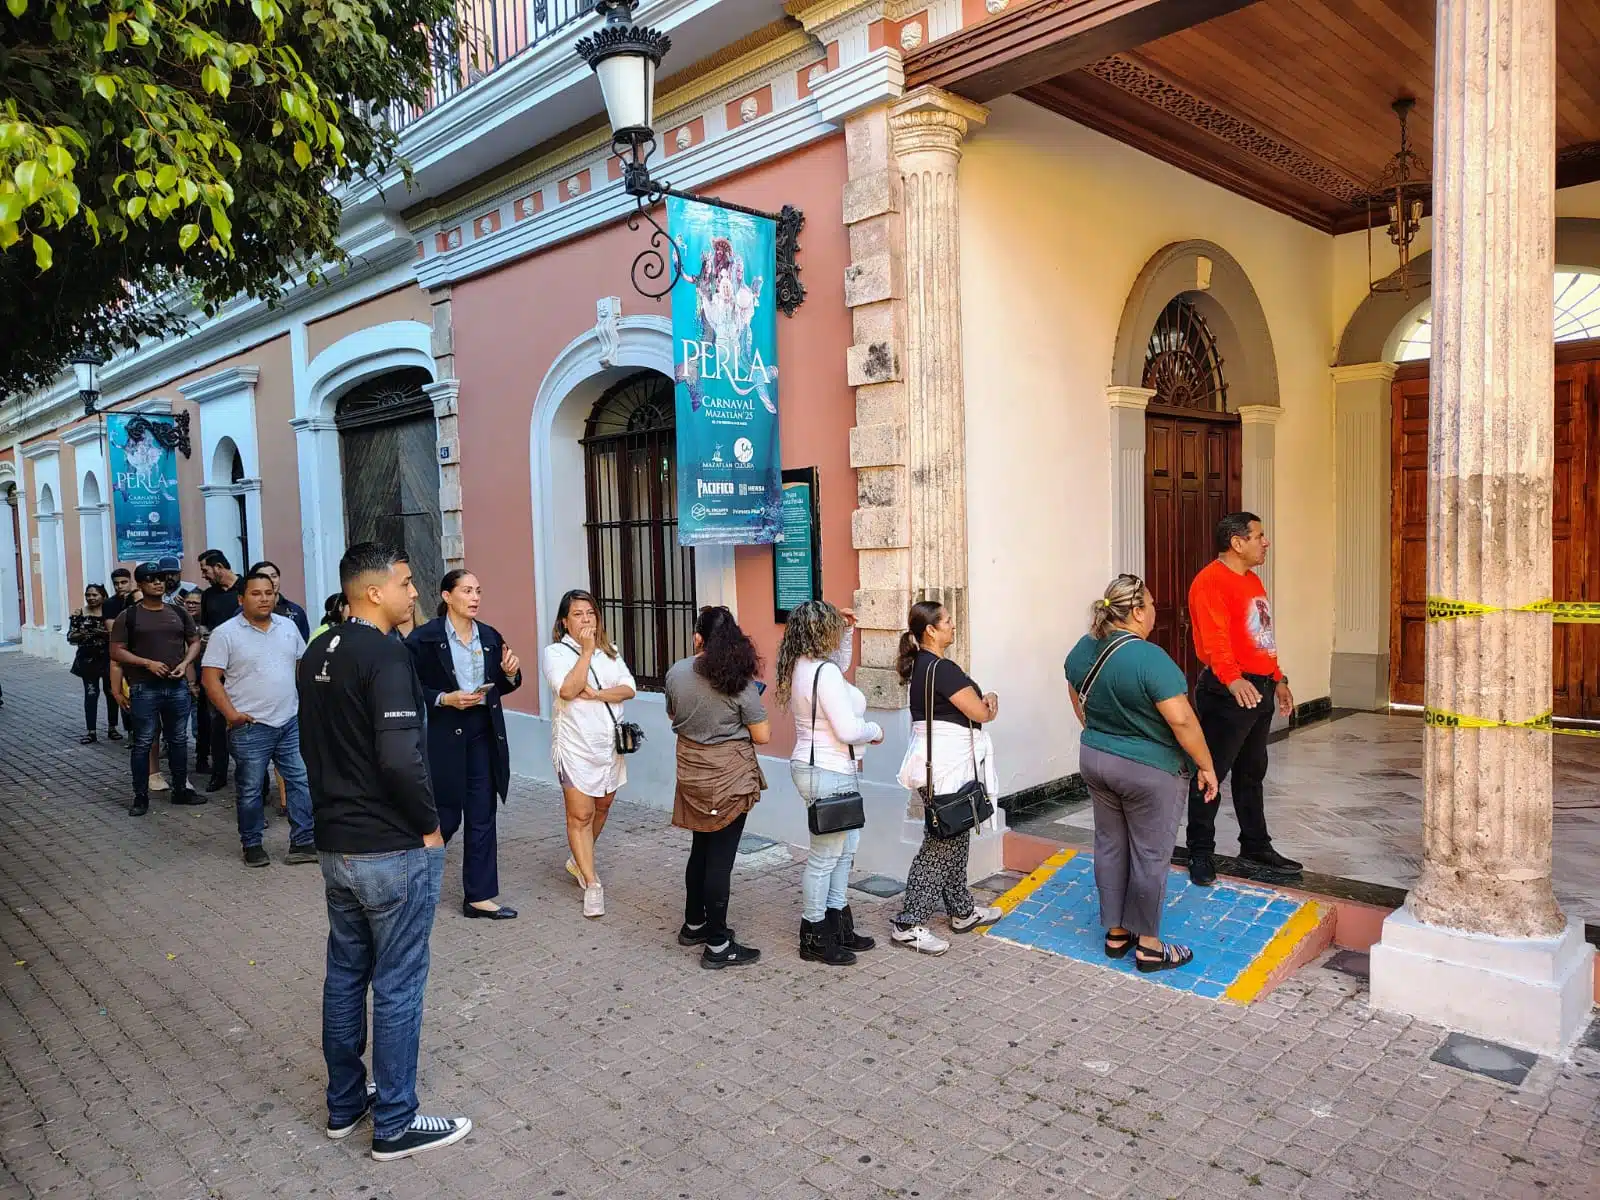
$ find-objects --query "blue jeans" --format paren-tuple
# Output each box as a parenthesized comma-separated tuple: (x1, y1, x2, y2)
(231, 718, 315, 850)
(128, 681, 190, 801)
(320, 846, 446, 1140)
(791, 763, 862, 923)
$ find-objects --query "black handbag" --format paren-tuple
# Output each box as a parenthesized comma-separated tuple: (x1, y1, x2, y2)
(588, 662, 644, 755)
(921, 658, 994, 840)
(804, 662, 866, 835)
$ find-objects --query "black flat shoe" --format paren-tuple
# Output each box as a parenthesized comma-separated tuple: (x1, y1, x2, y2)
(1188, 852, 1217, 887)
(1239, 847, 1303, 874)
(463, 902, 518, 920)
(205, 777, 229, 793)
(1104, 932, 1134, 959)
(701, 941, 760, 969)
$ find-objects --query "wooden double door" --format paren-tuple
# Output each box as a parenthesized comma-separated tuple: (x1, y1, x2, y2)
(1390, 340, 1600, 718)
(1145, 408, 1242, 690)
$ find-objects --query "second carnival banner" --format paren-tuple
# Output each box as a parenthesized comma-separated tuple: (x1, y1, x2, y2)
(669, 196, 783, 545)
(106, 413, 184, 561)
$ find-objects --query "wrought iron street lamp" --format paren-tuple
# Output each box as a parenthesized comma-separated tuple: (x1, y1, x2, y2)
(71, 350, 104, 418)
(576, 0, 805, 314)
(1358, 97, 1431, 299)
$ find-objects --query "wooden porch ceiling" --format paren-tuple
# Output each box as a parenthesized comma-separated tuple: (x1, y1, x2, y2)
(906, 0, 1600, 235)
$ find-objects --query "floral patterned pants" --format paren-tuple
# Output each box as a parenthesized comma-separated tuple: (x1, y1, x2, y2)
(893, 830, 976, 926)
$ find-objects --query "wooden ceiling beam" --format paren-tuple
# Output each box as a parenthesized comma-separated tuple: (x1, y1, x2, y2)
(903, 0, 1261, 102)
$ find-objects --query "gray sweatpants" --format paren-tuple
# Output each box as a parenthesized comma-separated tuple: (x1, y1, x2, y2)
(1078, 746, 1188, 937)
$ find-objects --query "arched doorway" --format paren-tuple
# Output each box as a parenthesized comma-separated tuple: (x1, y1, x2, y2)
(78, 471, 108, 590)
(205, 437, 250, 572)
(580, 370, 696, 692)
(1387, 270, 1600, 717)
(37, 483, 63, 631)
(1, 480, 22, 638)
(335, 367, 445, 607)
(1142, 296, 1242, 688)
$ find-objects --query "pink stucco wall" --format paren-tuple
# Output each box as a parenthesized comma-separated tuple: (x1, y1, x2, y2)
(450, 134, 859, 730)
(305, 285, 434, 360)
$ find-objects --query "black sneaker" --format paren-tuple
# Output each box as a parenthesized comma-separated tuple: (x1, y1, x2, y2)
(1240, 847, 1303, 874)
(243, 846, 270, 868)
(128, 798, 149, 817)
(676, 923, 735, 946)
(205, 776, 229, 793)
(371, 1115, 472, 1162)
(326, 1081, 378, 1140)
(170, 788, 206, 807)
(284, 844, 319, 866)
(1188, 851, 1217, 887)
(701, 941, 761, 970)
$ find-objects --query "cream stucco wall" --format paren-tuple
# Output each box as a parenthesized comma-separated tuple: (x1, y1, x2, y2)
(958, 97, 1338, 795)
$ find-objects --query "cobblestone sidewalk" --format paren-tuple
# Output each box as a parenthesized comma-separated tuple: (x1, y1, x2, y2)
(0, 652, 1596, 1199)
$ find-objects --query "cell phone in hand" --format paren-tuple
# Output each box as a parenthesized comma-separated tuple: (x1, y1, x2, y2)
(473, 681, 496, 697)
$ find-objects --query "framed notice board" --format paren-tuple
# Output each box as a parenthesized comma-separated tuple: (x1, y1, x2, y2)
(773, 467, 821, 622)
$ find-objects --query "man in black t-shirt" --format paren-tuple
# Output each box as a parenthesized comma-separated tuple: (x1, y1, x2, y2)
(297, 542, 469, 1162)
(99, 567, 135, 740)
(197, 550, 246, 788)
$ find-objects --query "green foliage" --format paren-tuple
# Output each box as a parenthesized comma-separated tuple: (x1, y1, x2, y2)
(0, 0, 454, 396)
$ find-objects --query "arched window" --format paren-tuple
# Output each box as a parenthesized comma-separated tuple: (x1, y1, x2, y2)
(582, 370, 696, 691)
(1143, 296, 1228, 411)
(1395, 269, 1600, 362)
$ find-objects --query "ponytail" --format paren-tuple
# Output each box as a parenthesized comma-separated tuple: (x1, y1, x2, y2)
(1090, 574, 1147, 638)
(897, 600, 946, 683)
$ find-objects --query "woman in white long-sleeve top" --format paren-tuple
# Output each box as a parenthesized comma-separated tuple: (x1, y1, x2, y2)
(775, 600, 882, 967)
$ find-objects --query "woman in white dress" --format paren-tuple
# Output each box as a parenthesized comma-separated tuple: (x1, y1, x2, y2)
(541, 589, 637, 918)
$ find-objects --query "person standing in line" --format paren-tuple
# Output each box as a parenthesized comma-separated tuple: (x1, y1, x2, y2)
(250, 559, 312, 639)
(297, 543, 470, 1161)
(198, 550, 245, 792)
(665, 606, 769, 969)
(407, 569, 524, 921)
(182, 589, 215, 776)
(203, 572, 317, 868)
(98, 567, 134, 742)
(1066, 575, 1219, 973)
(158, 555, 200, 602)
(109, 562, 206, 816)
(775, 600, 882, 967)
(890, 601, 1004, 956)
(1184, 512, 1302, 887)
(310, 592, 347, 643)
(68, 584, 116, 743)
(541, 589, 636, 919)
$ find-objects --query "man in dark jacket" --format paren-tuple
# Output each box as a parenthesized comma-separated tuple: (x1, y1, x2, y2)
(297, 542, 470, 1162)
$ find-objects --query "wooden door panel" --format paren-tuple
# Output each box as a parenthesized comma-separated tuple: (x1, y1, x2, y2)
(1388, 372, 1431, 706)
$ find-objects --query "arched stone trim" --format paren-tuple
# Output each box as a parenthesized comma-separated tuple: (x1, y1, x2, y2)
(528, 313, 736, 719)
(1337, 217, 1600, 365)
(293, 320, 438, 607)
(1111, 239, 1281, 411)
(0, 462, 20, 642)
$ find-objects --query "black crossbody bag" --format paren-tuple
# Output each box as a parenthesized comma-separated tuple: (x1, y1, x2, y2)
(805, 661, 866, 835)
(564, 641, 644, 754)
(921, 658, 995, 840)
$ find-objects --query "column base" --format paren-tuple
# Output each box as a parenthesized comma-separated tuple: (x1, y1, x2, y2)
(898, 811, 1008, 884)
(1369, 907, 1595, 1056)
(1329, 651, 1390, 710)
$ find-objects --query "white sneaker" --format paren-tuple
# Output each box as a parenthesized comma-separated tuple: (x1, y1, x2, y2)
(565, 857, 584, 887)
(950, 905, 1004, 933)
(890, 924, 948, 955)
(148, 773, 169, 793)
(583, 883, 605, 918)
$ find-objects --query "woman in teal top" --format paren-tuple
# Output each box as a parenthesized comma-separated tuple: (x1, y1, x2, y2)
(1065, 574, 1218, 973)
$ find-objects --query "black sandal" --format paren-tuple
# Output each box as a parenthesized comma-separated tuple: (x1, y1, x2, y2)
(1104, 931, 1134, 959)
(1135, 941, 1194, 973)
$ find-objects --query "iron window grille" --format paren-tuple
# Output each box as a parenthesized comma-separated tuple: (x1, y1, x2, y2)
(1143, 297, 1229, 412)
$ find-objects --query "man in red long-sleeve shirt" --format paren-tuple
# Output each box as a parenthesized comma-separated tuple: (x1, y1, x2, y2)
(1184, 512, 1302, 886)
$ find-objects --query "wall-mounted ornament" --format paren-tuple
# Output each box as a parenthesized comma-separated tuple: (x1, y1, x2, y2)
(739, 97, 759, 124)
(899, 22, 923, 51)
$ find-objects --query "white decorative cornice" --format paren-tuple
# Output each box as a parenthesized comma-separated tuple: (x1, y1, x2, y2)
(1105, 386, 1156, 411)
(179, 366, 260, 405)
(61, 424, 104, 447)
(422, 379, 461, 417)
(21, 440, 60, 460)
(127, 398, 174, 415)
(289, 416, 338, 434)
(811, 47, 906, 123)
(1237, 404, 1284, 425)
(199, 479, 262, 497)
(1331, 362, 1400, 385)
(75, 503, 108, 516)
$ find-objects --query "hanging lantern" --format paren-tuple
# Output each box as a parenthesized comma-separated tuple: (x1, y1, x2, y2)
(1358, 97, 1431, 299)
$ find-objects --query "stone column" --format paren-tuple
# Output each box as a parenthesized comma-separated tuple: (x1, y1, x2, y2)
(1236, 405, 1280, 601)
(1370, 0, 1593, 1054)
(1330, 363, 1396, 710)
(885, 85, 986, 672)
(423, 379, 464, 568)
(1106, 386, 1154, 576)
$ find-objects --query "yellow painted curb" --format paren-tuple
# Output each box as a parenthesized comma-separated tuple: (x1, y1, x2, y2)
(1223, 901, 1323, 1004)
(983, 849, 1077, 933)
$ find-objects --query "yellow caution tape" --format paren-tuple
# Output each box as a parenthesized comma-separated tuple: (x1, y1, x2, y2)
(1426, 596, 1600, 622)
(1424, 707, 1600, 737)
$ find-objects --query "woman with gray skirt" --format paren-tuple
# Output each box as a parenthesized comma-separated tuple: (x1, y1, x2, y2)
(1064, 574, 1218, 973)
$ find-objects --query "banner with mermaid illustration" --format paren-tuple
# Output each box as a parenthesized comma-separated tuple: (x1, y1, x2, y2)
(669, 196, 783, 546)
(106, 413, 184, 561)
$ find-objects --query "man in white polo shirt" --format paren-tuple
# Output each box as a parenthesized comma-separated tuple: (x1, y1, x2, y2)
(202, 571, 315, 867)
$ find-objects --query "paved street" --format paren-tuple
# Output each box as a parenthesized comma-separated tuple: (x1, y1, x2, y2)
(0, 651, 1596, 1200)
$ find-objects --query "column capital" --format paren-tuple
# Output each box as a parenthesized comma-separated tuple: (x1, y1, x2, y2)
(288, 415, 337, 434)
(1331, 361, 1399, 386)
(422, 378, 461, 417)
(889, 86, 987, 158)
(1236, 404, 1283, 426)
(1105, 385, 1155, 411)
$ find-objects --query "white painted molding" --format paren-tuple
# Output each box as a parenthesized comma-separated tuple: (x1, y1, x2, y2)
(1105, 385, 1155, 411)
(1331, 361, 1400, 385)
(34, 511, 62, 525)
(288, 416, 338, 434)
(811, 47, 906, 124)
(128, 398, 174, 415)
(179, 366, 261, 405)
(21, 440, 60, 460)
(199, 479, 262, 497)
(301, 320, 437, 420)
(1237, 404, 1284, 425)
(61, 424, 104, 447)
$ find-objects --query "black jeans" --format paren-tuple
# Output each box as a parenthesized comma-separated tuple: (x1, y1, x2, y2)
(684, 812, 748, 945)
(81, 661, 118, 733)
(1185, 670, 1276, 857)
(193, 688, 214, 767)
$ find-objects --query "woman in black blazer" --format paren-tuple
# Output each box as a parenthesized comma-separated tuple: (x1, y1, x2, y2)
(407, 569, 524, 920)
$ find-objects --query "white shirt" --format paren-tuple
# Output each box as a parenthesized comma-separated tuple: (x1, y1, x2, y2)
(541, 636, 637, 796)
(201, 613, 306, 728)
(789, 637, 881, 774)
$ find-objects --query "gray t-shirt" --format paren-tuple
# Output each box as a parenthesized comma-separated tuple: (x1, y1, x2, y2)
(664, 656, 767, 745)
(202, 613, 307, 728)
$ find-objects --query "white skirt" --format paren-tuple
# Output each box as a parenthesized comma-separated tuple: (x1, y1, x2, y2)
(897, 720, 1001, 832)
(552, 722, 627, 797)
